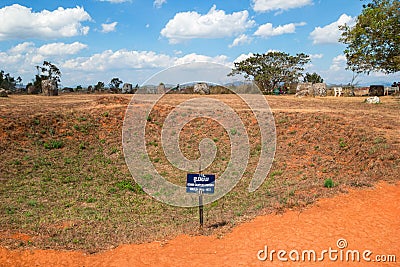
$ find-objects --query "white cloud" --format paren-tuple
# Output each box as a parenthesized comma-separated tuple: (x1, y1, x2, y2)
(0, 42, 88, 83)
(310, 53, 323, 59)
(173, 53, 229, 66)
(62, 49, 175, 71)
(153, 0, 167, 8)
(37, 42, 88, 56)
(160, 5, 255, 44)
(252, 0, 313, 12)
(310, 14, 355, 44)
(0, 4, 91, 41)
(8, 42, 35, 54)
(101, 22, 118, 33)
(233, 53, 254, 63)
(329, 54, 347, 71)
(254, 22, 306, 38)
(229, 34, 252, 48)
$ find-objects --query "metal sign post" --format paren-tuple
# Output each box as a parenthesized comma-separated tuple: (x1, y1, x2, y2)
(199, 190, 204, 228)
(198, 164, 203, 229)
(186, 165, 215, 229)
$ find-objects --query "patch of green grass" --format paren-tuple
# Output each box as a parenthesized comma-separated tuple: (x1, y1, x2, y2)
(5, 206, 16, 215)
(115, 180, 144, 194)
(86, 197, 97, 203)
(374, 137, 385, 144)
(79, 143, 86, 150)
(148, 141, 158, 147)
(339, 138, 347, 148)
(270, 170, 283, 179)
(27, 200, 37, 207)
(324, 178, 335, 188)
(278, 117, 289, 124)
(43, 140, 64, 150)
(230, 128, 237, 135)
(11, 159, 21, 165)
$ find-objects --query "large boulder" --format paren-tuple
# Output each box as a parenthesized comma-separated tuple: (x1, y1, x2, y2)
(295, 82, 312, 97)
(122, 83, 133, 94)
(312, 83, 327, 96)
(369, 85, 384, 96)
(27, 85, 40, 94)
(194, 83, 210, 95)
(157, 83, 166, 94)
(0, 88, 8, 97)
(365, 96, 380, 104)
(42, 80, 58, 96)
(354, 87, 369, 96)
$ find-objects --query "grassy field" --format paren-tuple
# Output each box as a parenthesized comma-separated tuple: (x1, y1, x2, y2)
(0, 94, 399, 252)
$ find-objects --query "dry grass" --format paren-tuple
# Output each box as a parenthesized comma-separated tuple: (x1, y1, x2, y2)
(0, 94, 399, 252)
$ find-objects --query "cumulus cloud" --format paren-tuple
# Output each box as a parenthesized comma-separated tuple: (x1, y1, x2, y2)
(8, 42, 35, 54)
(252, 0, 313, 12)
(0, 4, 91, 41)
(62, 50, 229, 72)
(254, 22, 306, 38)
(229, 34, 252, 48)
(160, 5, 255, 44)
(0, 42, 88, 81)
(37, 42, 88, 56)
(153, 0, 167, 8)
(174, 53, 229, 66)
(101, 22, 118, 33)
(329, 54, 347, 71)
(233, 53, 254, 63)
(310, 14, 355, 44)
(62, 49, 174, 71)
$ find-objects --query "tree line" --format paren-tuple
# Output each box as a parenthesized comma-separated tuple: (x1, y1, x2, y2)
(2, 0, 397, 95)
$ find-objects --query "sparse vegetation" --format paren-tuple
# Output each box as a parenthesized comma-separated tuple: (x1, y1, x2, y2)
(0, 94, 398, 253)
(324, 178, 335, 188)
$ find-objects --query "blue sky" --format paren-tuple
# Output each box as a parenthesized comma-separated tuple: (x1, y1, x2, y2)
(0, 0, 398, 87)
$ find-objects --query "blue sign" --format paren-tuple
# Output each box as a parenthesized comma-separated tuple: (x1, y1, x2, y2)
(186, 173, 215, 194)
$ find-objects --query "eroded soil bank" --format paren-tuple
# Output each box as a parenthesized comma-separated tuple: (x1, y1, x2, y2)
(1, 181, 399, 267)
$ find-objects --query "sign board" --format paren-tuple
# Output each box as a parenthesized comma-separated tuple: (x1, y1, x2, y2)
(186, 173, 215, 194)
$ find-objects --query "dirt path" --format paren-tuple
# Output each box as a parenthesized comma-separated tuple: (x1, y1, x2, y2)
(1, 181, 399, 266)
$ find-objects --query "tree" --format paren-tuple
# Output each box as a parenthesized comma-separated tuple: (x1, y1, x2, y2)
(303, 72, 324, 84)
(35, 61, 62, 91)
(229, 52, 310, 93)
(0, 70, 17, 90)
(339, 0, 400, 74)
(109, 77, 123, 91)
(94, 81, 105, 91)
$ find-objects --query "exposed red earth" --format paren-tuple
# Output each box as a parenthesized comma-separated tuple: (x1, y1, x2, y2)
(1, 181, 399, 266)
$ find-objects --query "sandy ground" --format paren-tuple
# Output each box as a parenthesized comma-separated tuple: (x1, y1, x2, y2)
(1, 181, 399, 266)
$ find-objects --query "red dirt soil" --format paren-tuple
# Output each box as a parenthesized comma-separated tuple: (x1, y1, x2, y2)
(1, 181, 399, 266)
